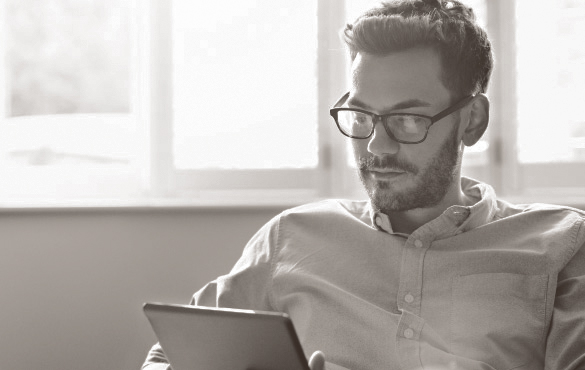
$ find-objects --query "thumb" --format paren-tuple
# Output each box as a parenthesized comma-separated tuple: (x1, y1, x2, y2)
(308, 350, 326, 370)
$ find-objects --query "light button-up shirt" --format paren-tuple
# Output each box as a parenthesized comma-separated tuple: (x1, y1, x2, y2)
(143, 177, 585, 370)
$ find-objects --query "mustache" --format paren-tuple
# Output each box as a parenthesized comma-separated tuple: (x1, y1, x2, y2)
(357, 155, 418, 174)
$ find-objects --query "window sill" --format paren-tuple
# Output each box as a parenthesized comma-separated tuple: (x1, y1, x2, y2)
(0, 189, 333, 212)
(1, 190, 583, 213)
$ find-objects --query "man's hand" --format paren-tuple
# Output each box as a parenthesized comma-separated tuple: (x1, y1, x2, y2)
(308, 351, 326, 370)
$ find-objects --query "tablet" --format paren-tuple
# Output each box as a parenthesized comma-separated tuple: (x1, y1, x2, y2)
(143, 302, 310, 370)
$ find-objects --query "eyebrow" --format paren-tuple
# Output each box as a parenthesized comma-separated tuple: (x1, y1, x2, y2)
(347, 96, 433, 113)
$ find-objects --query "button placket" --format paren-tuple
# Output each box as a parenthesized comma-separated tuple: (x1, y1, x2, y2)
(450, 207, 470, 225)
(396, 312, 425, 370)
(397, 235, 428, 315)
(397, 310, 424, 341)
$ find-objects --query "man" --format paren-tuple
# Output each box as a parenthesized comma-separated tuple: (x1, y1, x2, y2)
(143, 1, 585, 369)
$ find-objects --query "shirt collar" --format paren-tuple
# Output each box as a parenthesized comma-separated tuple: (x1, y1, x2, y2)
(368, 176, 498, 235)
(456, 176, 498, 232)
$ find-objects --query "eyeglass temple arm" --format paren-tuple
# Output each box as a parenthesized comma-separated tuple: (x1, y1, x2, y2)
(430, 94, 475, 123)
(332, 92, 351, 108)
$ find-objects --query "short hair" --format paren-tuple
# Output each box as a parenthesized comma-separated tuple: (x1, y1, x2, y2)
(342, 0, 493, 98)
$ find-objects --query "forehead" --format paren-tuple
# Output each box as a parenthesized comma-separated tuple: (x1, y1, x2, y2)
(350, 47, 451, 109)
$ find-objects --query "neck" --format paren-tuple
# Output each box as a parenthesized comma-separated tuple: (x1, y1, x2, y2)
(385, 180, 474, 234)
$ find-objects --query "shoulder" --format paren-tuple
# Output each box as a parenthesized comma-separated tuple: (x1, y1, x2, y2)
(279, 198, 370, 221)
(494, 200, 585, 236)
(247, 200, 362, 243)
(494, 200, 585, 258)
(495, 199, 585, 222)
(266, 198, 373, 234)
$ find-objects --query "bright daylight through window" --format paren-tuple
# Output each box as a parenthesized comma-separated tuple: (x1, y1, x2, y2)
(172, 0, 318, 170)
(0, 0, 139, 202)
(514, 0, 585, 194)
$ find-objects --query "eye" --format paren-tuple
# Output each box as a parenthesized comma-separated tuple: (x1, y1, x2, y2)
(397, 116, 418, 132)
(353, 112, 369, 125)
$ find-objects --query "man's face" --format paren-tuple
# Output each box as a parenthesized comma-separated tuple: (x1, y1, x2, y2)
(349, 47, 463, 213)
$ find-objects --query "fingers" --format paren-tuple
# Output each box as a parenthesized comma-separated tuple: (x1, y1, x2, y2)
(308, 350, 326, 370)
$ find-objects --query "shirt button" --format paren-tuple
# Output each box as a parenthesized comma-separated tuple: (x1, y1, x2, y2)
(404, 328, 414, 339)
(404, 294, 414, 303)
(414, 239, 423, 248)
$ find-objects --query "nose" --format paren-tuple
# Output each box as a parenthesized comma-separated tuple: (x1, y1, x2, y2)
(367, 120, 400, 156)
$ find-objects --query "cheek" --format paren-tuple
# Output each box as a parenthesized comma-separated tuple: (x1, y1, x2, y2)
(351, 140, 368, 159)
(424, 121, 457, 150)
(402, 137, 445, 169)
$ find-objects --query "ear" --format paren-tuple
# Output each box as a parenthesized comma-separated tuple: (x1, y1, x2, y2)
(461, 94, 489, 147)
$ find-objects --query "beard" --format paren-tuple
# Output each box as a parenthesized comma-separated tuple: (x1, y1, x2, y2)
(357, 125, 462, 213)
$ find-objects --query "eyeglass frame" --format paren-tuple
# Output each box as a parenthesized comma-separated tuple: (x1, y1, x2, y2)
(329, 92, 476, 144)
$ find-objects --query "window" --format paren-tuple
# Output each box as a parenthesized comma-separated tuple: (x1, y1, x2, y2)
(0, 0, 142, 202)
(1, 0, 584, 206)
(514, 0, 585, 195)
(170, 0, 322, 198)
(173, 1, 318, 170)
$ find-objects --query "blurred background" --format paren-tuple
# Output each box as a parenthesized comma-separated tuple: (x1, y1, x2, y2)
(0, 0, 584, 369)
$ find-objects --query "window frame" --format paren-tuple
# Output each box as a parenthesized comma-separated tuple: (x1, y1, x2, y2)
(0, 0, 6, 121)
(154, 0, 356, 200)
(485, 0, 585, 200)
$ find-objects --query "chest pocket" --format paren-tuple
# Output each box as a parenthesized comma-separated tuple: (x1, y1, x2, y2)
(451, 273, 549, 370)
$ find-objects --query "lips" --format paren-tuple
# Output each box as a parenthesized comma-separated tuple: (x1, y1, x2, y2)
(369, 168, 407, 174)
(368, 168, 407, 180)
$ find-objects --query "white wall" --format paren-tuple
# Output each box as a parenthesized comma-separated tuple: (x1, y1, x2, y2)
(0, 206, 285, 370)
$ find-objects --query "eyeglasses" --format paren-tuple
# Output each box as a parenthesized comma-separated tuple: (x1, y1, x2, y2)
(329, 92, 475, 144)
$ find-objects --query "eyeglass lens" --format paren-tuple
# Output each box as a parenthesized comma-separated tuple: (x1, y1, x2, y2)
(336, 111, 429, 142)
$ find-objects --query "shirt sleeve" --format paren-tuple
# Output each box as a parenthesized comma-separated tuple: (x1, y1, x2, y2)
(141, 214, 280, 370)
(142, 342, 172, 370)
(545, 218, 585, 369)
